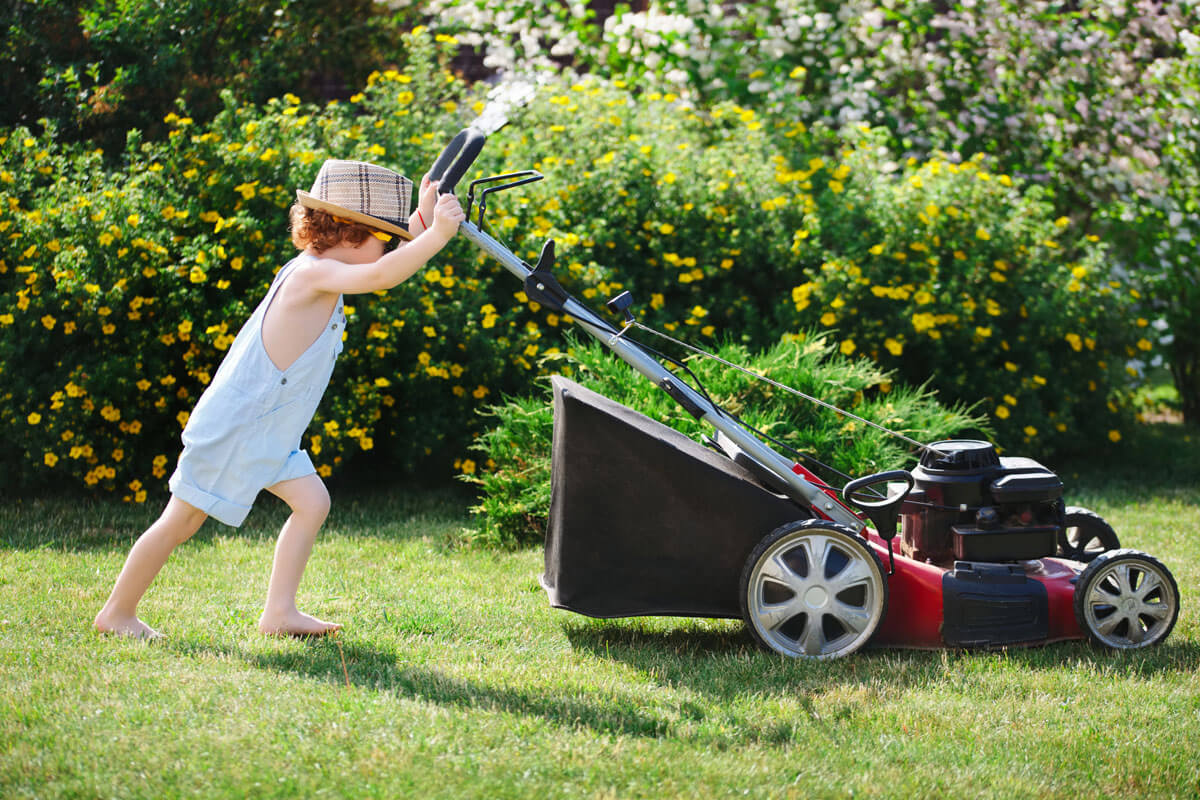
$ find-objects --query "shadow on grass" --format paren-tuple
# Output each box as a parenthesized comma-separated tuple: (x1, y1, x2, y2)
(170, 637, 681, 740)
(561, 618, 1200, 690)
(165, 619, 1200, 746)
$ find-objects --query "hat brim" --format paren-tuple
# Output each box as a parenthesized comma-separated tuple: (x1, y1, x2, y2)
(296, 190, 414, 241)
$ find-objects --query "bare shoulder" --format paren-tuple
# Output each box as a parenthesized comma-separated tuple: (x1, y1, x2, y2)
(287, 252, 359, 296)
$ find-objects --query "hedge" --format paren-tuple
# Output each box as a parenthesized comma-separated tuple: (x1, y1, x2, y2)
(1, 36, 1145, 500)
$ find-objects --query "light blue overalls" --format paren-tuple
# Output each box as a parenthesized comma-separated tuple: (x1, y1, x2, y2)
(169, 254, 346, 526)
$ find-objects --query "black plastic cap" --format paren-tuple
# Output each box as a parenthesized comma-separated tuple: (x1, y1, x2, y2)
(919, 440, 1001, 473)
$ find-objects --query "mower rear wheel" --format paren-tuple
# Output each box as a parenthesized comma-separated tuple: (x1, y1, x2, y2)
(1057, 506, 1120, 563)
(740, 519, 888, 659)
(1074, 549, 1179, 650)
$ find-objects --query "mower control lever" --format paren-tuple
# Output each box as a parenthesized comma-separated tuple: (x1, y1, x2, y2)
(523, 239, 571, 312)
(842, 469, 914, 540)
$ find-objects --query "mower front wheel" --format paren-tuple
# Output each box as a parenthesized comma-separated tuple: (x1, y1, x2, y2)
(1073, 549, 1180, 650)
(740, 520, 888, 659)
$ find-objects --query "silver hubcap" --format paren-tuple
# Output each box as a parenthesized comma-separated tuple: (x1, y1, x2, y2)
(1082, 560, 1176, 648)
(749, 531, 884, 658)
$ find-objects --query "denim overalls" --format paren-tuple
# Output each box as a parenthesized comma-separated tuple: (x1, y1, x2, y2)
(169, 254, 346, 526)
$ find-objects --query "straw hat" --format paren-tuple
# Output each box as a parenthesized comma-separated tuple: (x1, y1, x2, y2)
(296, 160, 414, 240)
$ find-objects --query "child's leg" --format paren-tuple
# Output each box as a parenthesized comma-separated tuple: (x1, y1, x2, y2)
(94, 495, 208, 638)
(257, 473, 342, 636)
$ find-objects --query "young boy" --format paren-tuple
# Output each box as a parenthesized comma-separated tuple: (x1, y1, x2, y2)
(94, 159, 465, 638)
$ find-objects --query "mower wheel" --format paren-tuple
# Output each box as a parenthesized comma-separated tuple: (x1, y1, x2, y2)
(1057, 506, 1120, 563)
(1074, 549, 1180, 650)
(740, 519, 888, 659)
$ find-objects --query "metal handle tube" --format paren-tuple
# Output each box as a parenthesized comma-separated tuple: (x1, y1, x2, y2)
(458, 222, 864, 530)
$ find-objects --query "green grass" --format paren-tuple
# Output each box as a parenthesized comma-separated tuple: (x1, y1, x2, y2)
(2, 427, 1199, 799)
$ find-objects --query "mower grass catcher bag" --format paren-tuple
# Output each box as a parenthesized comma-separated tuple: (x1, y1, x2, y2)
(540, 377, 807, 619)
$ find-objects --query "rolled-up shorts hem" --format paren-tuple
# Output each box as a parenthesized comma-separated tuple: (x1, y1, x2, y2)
(168, 449, 317, 528)
(268, 449, 317, 487)
(168, 474, 254, 528)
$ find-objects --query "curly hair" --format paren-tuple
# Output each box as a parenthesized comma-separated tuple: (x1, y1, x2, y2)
(289, 204, 379, 254)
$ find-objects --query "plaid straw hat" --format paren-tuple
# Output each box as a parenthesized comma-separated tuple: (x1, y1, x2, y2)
(296, 160, 414, 240)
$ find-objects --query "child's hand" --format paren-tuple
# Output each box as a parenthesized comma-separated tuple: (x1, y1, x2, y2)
(432, 193, 465, 241)
(412, 173, 438, 234)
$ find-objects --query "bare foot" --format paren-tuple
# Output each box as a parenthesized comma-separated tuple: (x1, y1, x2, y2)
(94, 610, 162, 640)
(258, 609, 342, 638)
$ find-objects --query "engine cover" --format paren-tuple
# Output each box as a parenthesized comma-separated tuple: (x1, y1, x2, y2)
(900, 440, 1063, 564)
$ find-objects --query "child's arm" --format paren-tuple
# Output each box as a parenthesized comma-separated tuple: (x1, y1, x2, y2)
(408, 174, 437, 235)
(298, 192, 465, 295)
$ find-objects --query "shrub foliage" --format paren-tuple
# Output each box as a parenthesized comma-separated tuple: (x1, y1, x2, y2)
(0, 33, 1149, 501)
(465, 334, 985, 548)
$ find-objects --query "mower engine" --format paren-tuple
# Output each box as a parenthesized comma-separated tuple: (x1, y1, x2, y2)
(900, 440, 1064, 565)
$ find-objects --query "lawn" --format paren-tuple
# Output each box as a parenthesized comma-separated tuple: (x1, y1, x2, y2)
(1, 426, 1198, 799)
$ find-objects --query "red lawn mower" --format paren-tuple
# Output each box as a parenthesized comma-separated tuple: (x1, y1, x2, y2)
(429, 124, 1181, 660)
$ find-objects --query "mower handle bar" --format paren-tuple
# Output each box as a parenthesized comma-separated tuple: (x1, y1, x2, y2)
(429, 127, 487, 198)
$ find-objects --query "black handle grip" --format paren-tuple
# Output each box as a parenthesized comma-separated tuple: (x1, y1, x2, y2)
(429, 129, 468, 183)
(842, 470, 914, 509)
(438, 128, 487, 197)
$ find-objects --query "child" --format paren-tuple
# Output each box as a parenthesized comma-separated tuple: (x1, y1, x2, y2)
(94, 159, 465, 638)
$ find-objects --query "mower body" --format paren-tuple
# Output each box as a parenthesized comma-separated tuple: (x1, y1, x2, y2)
(541, 376, 1090, 651)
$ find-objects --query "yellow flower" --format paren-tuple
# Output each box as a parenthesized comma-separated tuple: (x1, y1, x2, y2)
(27, 412, 41, 425)
(473, 385, 488, 399)
(976, 227, 991, 241)
(1136, 338, 1153, 351)
(884, 338, 903, 356)
(41, 315, 56, 330)
(995, 405, 1010, 419)
(43, 452, 58, 467)
(459, 459, 476, 475)
(820, 312, 836, 326)
(840, 339, 856, 355)
(1108, 430, 1122, 442)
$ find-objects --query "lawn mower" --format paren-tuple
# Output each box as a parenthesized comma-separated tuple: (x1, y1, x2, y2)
(427, 124, 1181, 659)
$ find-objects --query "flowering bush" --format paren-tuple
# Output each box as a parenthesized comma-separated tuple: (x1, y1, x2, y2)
(0, 33, 485, 496)
(778, 130, 1143, 454)
(413, 0, 1200, 423)
(489, 85, 1144, 453)
(0, 47, 1146, 500)
(465, 333, 985, 548)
